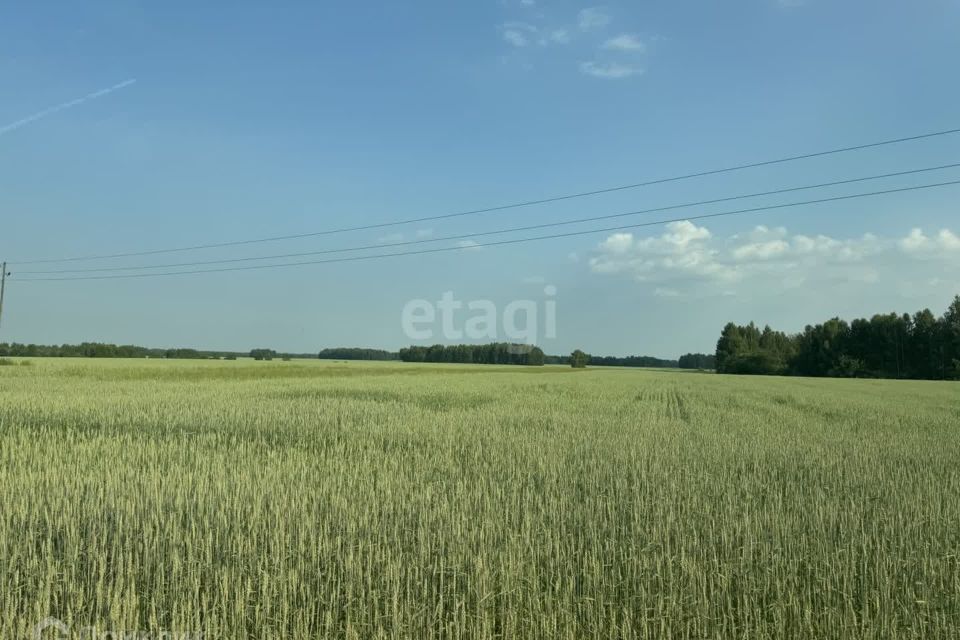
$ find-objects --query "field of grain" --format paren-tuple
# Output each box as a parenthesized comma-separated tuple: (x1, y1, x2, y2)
(1, 358, 958, 638)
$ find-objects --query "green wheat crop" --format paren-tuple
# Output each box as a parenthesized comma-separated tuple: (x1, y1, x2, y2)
(1, 358, 958, 638)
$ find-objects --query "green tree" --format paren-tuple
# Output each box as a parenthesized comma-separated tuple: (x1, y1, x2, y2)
(908, 309, 939, 379)
(943, 296, 960, 379)
(570, 349, 589, 369)
(527, 346, 545, 366)
(715, 323, 742, 373)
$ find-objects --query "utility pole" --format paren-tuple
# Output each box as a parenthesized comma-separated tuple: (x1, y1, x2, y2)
(0, 262, 7, 329)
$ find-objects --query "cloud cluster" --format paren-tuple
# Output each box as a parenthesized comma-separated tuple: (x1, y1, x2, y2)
(578, 61, 640, 79)
(499, 22, 570, 48)
(900, 228, 960, 254)
(577, 8, 611, 31)
(602, 34, 646, 52)
(588, 222, 960, 296)
(497, 4, 652, 80)
(577, 7, 647, 80)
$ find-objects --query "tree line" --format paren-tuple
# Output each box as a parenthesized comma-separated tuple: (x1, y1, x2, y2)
(557, 352, 713, 369)
(318, 348, 400, 361)
(395, 345, 714, 369)
(587, 354, 680, 368)
(0, 343, 311, 361)
(715, 295, 960, 379)
(678, 353, 716, 370)
(0, 342, 217, 359)
(1, 339, 714, 371)
(399, 343, 546, 366)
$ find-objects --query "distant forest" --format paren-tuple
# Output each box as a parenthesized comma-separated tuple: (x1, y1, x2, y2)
(716, 295, 960, 380)
(318, 348, 399, 361)
(0, 341, 712, 370)
(586, 355, 678, 368)
(678, 353, 717, 370)
(399, 343, 546, 366)
(0, 343, 314, 360)
(395, 345, 712, 369)
(0, 343, 226, 359)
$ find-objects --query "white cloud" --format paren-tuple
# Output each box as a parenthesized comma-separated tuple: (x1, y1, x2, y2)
(795, 233, 881, 262)
(664, 220, 712, 246)
(500, 21, 570, 48)
(588, 223, 960, 295)
(733, 224, 788, 243)
(498, 5, 654, 79)
(900, 228, 928, 252)
(732, 225, 882, 263)
(457, 240, 483, 251)
(589, 221, 732, 282)
(599, 232, 633, 254)
(732, 239, 790, 261)
(502, 30, 528, 47)
(500, 23, 535, 47)
(899, 227, 960, 255)
(602, 34, 646, 52)
(579, 61, 642, 79)
(416, 228, 434, 238)
(940, 229, 960, 250)
(498, 4, 657, 79)
(578, 7, 611, 31)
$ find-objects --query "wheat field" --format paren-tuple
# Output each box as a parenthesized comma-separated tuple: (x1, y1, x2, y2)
(1, 358, 958, 638)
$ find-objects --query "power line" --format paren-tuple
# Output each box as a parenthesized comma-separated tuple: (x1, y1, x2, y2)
(9, 125, 960, 266)
(16, 162, 960, 275)
(14, 179, 960, 282)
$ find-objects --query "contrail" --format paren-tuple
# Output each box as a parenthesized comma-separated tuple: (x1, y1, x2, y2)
(0, 78, 136, 137)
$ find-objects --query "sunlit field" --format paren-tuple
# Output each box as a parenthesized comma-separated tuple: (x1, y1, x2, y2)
(1, 358, 958, 638)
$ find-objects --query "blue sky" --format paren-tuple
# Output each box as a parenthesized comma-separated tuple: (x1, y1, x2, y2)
(1, 0, 958, 357)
